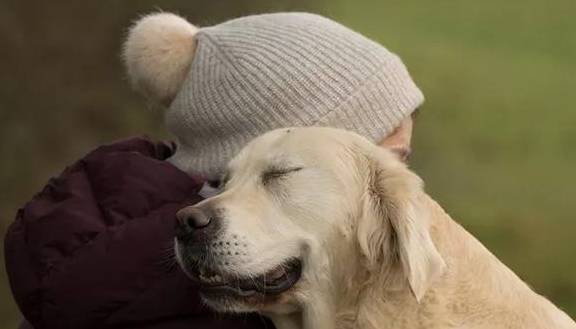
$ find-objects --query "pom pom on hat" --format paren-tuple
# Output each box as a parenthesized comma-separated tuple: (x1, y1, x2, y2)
(123, 13, 199, 105)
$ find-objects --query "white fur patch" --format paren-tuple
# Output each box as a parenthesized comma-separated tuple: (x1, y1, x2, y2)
(123, 12, 198, 105)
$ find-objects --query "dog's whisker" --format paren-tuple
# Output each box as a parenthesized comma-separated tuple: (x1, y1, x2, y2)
(153, 244, 180, 272)
(261, 270, 267, 290)
(279, 262, 289, 278)
(234, 271, 242, 293)
(244, 272, 260, 293)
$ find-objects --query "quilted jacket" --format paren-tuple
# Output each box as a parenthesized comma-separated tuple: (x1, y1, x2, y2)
(4, 138, 272, 329)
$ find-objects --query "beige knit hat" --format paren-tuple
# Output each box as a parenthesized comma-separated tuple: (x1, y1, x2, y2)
(123, 12, 424, 179)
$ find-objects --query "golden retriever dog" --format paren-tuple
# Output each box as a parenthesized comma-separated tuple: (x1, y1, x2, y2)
(174, 127, 576, 329)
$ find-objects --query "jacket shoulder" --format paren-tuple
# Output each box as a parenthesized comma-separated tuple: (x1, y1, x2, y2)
(4, 138, 211, 328)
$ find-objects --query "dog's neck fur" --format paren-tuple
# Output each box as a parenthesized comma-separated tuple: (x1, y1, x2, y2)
(270, 195, 575, 329)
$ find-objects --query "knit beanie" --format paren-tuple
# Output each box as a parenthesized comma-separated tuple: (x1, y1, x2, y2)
(123, 12, 424, 179)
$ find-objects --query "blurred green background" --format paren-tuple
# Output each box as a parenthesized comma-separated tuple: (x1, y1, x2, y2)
(1, 0, 575, 327)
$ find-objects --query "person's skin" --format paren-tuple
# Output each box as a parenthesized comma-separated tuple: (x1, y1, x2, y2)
(379, 116, 413, 162)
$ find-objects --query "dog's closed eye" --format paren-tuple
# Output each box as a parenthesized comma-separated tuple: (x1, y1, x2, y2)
(199, 174, 230, 198)
(262, 166, 302, 185)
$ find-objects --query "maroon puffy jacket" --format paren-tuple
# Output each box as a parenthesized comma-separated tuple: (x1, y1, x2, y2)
(4, 138, 273, 329)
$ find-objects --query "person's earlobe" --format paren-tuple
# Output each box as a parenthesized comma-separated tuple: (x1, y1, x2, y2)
(379, 117, 413, 162)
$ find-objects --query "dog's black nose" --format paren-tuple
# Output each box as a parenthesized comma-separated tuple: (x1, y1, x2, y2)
(177, 207, 212, 231)
(175, 205, 221, 243)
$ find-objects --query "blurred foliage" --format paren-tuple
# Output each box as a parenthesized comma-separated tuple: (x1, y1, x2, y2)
(1, 0, 574, 327)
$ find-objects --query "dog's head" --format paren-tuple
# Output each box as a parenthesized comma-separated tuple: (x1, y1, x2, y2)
(174, 127, 444, 315)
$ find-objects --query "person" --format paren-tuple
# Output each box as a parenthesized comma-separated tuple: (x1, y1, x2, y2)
(5, 12, 423, 329)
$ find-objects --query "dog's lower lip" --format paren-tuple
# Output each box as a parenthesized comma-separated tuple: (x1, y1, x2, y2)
(200, 285, 258, 297)
(193, 259, 302, 297)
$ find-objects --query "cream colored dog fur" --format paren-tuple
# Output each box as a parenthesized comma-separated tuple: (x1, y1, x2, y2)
(184, 127, 576, 329)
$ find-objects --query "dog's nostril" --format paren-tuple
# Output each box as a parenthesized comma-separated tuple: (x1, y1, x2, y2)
(176, 207, 212, 231)
(187, 214, 211, 229)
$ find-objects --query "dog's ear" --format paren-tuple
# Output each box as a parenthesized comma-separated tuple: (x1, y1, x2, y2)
(356, 146, 445, 301)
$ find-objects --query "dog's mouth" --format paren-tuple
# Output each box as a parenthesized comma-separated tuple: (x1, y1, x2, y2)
(188, 258, 302, 298)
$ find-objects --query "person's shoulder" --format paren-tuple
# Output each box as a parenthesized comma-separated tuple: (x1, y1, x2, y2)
(84, 136, 176, 161)
(4, 136, 205, 328)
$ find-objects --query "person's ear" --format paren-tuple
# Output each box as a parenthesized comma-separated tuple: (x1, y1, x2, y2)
(379, 117, 413, 162)
(356, 145, 444, 301)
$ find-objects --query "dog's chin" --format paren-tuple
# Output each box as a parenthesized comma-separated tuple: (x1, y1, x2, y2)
(183, 258, 303, 313)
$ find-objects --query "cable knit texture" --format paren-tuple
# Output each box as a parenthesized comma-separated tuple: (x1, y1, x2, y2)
(166, 13, 424, 178)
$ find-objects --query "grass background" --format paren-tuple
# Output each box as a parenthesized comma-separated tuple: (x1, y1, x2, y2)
(1, 0, 574, 327)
